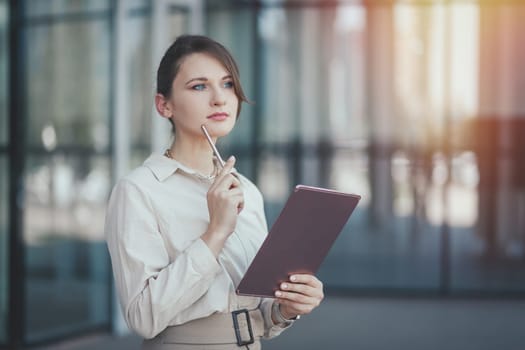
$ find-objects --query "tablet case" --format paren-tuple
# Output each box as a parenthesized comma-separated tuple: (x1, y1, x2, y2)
(236, 185, 361, 298)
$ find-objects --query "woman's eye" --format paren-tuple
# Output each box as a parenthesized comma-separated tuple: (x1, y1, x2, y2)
(223, 81, 234, 89)
(192, 84, 206, 91)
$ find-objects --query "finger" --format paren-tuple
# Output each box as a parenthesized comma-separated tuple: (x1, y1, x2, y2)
(237, 200, 245, 214)
(280, 282, 320, 298)
(277, 289, 322, 305)
(289, 274, 323, 288)
(228, 174, 241, 189)
(214, 169, 240, 189)
(235, 197, 244, 214)
(274, 294, 319, 315)
(276, 298, 315, 315)
(227, 187, 244, 197)
(221, 192, 244, 211)
(274, 290, 314, 304)
(211, 173, 240, 194)
(218, 155, 236, 177)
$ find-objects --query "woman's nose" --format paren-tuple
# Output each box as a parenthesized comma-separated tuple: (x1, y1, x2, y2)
(211, 87, 226, 106)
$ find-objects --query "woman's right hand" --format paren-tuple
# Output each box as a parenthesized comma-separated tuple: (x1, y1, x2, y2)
(202, 156, 244, 256)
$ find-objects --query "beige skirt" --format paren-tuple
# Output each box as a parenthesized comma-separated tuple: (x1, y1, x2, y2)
(142, 309, 264, 350)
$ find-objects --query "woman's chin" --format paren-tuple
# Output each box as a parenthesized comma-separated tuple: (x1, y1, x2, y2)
(204, 120, 235, 138)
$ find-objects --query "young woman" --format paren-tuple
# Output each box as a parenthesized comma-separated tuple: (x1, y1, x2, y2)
(105, 35, 324, 350)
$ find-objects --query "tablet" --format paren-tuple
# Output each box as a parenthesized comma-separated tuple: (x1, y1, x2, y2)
(236, 185, 361, 298)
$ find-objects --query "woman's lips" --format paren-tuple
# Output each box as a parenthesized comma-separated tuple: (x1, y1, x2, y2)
(207, 112, 229, 121)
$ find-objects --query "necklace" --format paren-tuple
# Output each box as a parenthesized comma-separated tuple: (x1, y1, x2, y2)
(163, 148, 175, 160)
(164, 149, 218, 181)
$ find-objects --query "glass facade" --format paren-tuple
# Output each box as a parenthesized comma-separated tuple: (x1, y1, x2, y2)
(25, 0, 110, 17)
(0, 0, 6, 144)
(207, 7, 257, 179)
(0, 156, 7, 344)
(205, 1, 525, 293)
(22, 3, 112, 343)
(24, 155, 111, 341)
(0, 0, 8, 344)
(126, 3, 190, 168)
(1, 0, 525, 348)
(127, 12, 155, 166)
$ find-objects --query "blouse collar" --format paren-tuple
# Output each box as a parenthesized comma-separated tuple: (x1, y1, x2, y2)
(143, 153, 218, 182)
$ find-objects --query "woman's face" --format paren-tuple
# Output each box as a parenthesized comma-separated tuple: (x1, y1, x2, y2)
(164, 53, 239, 142)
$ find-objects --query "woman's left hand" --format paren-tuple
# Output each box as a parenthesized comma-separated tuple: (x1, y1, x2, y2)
(274, 274, 324, 320)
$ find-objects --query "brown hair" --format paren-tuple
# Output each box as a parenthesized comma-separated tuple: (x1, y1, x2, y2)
(157, 35, 249, 124)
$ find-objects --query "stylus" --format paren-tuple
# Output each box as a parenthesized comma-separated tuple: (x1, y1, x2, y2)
(201, 124, 226, 168)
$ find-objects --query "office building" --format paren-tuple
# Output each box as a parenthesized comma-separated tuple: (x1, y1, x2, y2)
(1, 0, 524, 348)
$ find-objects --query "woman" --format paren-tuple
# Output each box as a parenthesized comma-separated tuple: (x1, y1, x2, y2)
(105, 35, 324, 350)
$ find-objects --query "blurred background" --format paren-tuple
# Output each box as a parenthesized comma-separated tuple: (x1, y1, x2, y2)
(1, 0, 525, 349)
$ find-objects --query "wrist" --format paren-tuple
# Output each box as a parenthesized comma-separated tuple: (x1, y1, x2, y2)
(201, 229, 228, 256)
(205, 222, 233, 240)
(272, 302, 299, 326)
(279, 304, 296, 320)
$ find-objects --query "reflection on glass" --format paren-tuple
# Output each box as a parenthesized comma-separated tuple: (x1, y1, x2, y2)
(25, 0, 109, 17)
(26, 20, 110, 150)
(257, 6, 367, 144)
(24, 15, 112, 342)
(206, 8, 256, 179)
(205, 0, 525, 295)
(24, 155, 111, 341)
(0, 156, 7, 343)
(451, 126, 525, 292)
(258, 153, 290, 227)
(127, 10, 189, 169)
(128, 15, 154, 167)
(207, 8, 255, 149)
(0, 0, 8, 145)
(0, 0, 8, 343)
(322, 149, 441, 289)
(258, 154, 290, 202)
(330, 149, 370, 204)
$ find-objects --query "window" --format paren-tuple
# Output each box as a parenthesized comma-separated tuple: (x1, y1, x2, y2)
(0, 0, 9, 343)
(207, 0, 525, 294)
(22, 5, 112, 342)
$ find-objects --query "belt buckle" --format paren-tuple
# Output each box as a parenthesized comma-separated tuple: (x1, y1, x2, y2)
(231, 309, 254, 346)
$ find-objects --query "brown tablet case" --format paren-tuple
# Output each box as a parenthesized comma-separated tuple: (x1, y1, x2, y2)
(236, 185, 361, 298)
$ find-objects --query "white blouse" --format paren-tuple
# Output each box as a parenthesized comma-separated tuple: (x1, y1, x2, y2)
(105, 154, 289, 339)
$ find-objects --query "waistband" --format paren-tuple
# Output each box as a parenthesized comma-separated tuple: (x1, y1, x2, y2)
(158, 309, 264, 346)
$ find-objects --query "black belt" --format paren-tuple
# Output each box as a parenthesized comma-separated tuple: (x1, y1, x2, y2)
(232, 309, 255, 346)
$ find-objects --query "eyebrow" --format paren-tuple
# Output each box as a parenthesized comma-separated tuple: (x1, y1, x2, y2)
(185, 75, 232, 85)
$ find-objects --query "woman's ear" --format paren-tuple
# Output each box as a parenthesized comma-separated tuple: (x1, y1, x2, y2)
(155, 93, 173, 119)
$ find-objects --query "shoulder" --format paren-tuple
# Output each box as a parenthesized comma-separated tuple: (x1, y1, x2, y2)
(113, 167, 149, 190)
(114, 153, 168, 192)
(122, 165, 156, 186)
(109, 163, 159, 205)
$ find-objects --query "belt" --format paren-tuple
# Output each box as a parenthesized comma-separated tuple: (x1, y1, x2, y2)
(159, 309, 264, 346)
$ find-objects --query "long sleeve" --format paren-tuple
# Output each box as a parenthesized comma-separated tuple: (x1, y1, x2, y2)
(105, 179, 221, 339)
(106, 154, 296, 341)
(260, 298, 295, 338)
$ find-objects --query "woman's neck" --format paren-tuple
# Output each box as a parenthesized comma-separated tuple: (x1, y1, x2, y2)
(168, 136, 217, 176)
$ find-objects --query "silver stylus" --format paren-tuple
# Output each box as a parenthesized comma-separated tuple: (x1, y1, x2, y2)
(200, 124, 226, 168)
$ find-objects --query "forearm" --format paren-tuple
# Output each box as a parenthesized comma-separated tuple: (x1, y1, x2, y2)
(120, 239, 221, 338)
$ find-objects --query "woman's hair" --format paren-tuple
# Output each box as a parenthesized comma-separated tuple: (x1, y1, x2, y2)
(156, 35, 249, 124)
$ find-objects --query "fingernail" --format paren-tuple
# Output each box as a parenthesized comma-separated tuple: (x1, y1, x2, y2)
(228, 155, 235, 162)
(281, 283, 288, 289)
(290, 275, 297, 282)
(275, 291, 282, 297)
